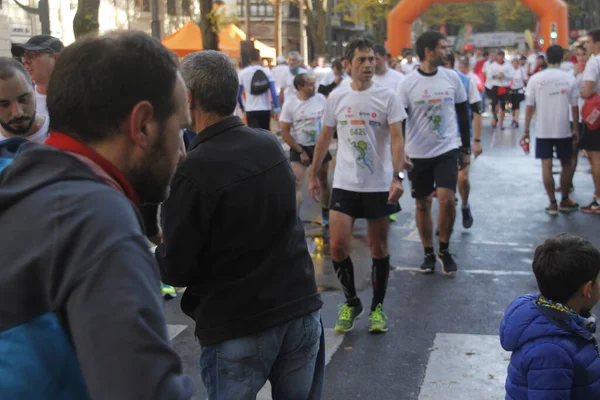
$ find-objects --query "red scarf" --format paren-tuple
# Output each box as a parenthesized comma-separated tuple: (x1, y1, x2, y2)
(46, 132, 140, 207)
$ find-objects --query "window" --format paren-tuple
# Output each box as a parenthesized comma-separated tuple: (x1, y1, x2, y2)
(288, 2, 299, 19)
(236, 0, 274, 17)
(167, 0, 176, 15)
(182, 0, 191, 15)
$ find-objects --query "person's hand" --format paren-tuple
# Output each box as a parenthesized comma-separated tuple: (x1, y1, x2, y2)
(403, 155, 413, 171)
(388, 178, 404, 204)
(273, 112, 280, 121)
(300, 151, 311, 166)
(473, 141, 483, 158)
(573, 130, 580, 144)
(459, 152, 471, 170)
(520, 131, 530, 142)
(308, 175, 321, 202)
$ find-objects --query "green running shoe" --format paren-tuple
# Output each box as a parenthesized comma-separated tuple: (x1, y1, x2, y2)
(161, 282, 177, 299)
(334, 302, 364, 333)
(369, 304, 388, 333)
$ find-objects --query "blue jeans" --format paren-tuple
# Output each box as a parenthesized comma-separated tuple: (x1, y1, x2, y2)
(200, 310, 324, 400)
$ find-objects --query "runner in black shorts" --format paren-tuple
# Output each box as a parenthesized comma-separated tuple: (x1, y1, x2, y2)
(398, 30, 472, 275)
(308, 38, 406, 334)
(279, 74, 332, 224)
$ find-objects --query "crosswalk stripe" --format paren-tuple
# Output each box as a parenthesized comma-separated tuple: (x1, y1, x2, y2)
(256, 328, 344, 400)
(167, 324, 187, 341)
(418, 333, 510, 400)
(392, 266, 531, 276)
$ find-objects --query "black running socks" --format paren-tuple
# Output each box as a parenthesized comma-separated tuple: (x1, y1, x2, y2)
(439, 242, 449, 253)
(371, 256, 390, 311)
(424, 247, 434, 256)
(333, 257, 357, 302)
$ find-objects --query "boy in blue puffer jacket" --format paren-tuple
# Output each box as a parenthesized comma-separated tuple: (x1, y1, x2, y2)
(500, 233, 600, 400)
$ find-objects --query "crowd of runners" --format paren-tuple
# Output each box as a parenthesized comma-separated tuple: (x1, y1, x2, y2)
(0, 26, 599, 399)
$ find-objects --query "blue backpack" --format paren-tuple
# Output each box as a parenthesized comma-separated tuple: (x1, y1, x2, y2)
(0, 138, 27, 173)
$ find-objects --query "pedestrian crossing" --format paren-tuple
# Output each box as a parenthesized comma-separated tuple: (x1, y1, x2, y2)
(167, 323, 510, 399)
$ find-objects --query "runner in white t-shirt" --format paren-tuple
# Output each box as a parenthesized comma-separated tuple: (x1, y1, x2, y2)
(0, 57, 50, 144)
(238, 49, 281, 131)
(522, 45, 580, 215)
(450, 55, 483, 230)
(509, 58, 528, 128)
(308, 38, 406, 334)
(373, 44, 406, 93)
(279, 51, 308, 106)
(580, 29, 600, 213)
(482, 52, 497, 115)
(397, 30, 471, 276)
(488, 51, 513, 130)
(399, 52, 420, 75)
(279, 73, 331, 223)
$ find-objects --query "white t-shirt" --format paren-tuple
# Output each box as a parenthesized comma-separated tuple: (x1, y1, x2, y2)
(483, 60, 496, 89)
(510, 67, 527, 89)
(372, 68, 405, 92)
(583, 54, 600, 95)
(560, 61, 575, 73)
(488, 61, 513, 87)
(398, 68, 468, 159)
(35, 89, 48, 117)
(281, 67, 308, 103)
(0, 115, 49, 143)
(312, 66, 332, 88)
(279, 93, 327, 146)
(400, 61, 419, 75)
(323, 83, 407, 192)
(525, 68, 579, 139)
(239, 65, 275, 112)
(271, 64, 289, 94)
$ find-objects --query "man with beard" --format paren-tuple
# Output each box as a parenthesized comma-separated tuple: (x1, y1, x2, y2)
(0, 32, 194, 399)
(11, 35, 64, 117)
(0, 57, 49, 143)
(398, 30, 471, 275)
(155, 50, 324, 399)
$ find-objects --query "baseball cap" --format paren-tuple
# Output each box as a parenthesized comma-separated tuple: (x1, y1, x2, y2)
(11, 35, 64, 57)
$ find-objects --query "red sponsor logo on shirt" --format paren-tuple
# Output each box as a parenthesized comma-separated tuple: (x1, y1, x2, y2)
(372, 112, 377, 118)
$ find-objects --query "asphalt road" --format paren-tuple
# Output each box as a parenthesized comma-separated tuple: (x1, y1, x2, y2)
(164, 115, 600, 400)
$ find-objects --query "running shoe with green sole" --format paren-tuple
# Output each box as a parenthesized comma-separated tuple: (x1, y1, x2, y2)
(335, 302, 364, 333)
(559, 198, 579, 213)
(161, 282, 177, 299)
(389, 214, 397, 222)
(369, 304, 388, 333)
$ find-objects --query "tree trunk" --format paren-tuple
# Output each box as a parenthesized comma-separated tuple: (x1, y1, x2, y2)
(73, 0, 100, 39)
(274, 0, 282, 56)
(305, 0, 326, 56)
(199, 0, 219, 50)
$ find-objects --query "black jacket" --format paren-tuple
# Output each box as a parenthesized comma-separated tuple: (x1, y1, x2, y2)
(155, 116, 322, 346)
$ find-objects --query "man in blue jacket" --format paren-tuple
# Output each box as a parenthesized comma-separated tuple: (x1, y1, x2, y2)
(500, 233, 600, 399)
(0, 32, 194, 399)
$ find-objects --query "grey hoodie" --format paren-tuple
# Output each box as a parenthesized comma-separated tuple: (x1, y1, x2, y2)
(0, 143, 194, 399)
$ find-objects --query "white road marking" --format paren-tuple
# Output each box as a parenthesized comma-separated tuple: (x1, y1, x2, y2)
(401, 229, 534, 251)
(167, 324, 187, 341)
(392, 266, 531, 276)
(256, 328, 343, 400)
(418, 333, 510, 400)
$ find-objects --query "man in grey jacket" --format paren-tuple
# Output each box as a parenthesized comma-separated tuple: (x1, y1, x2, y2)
(0, 32, 194, 399)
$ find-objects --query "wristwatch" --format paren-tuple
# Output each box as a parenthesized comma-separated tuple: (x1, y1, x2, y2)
(394, 172, 405, 182)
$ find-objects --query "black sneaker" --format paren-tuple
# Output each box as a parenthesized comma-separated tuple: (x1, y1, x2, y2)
(462, 206, 474, 228)
(438, 251, 458, 275)
(420, 253, 437, 274)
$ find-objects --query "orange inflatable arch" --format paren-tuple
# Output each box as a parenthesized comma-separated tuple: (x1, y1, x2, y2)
(387, 0, 568, 57)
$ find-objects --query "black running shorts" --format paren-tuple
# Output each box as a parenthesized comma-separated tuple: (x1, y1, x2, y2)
(289, 145, 332, 164)
(329, 189, 400, 219)
(408, 149, 460, 199)
(580, 125, 600, 152)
